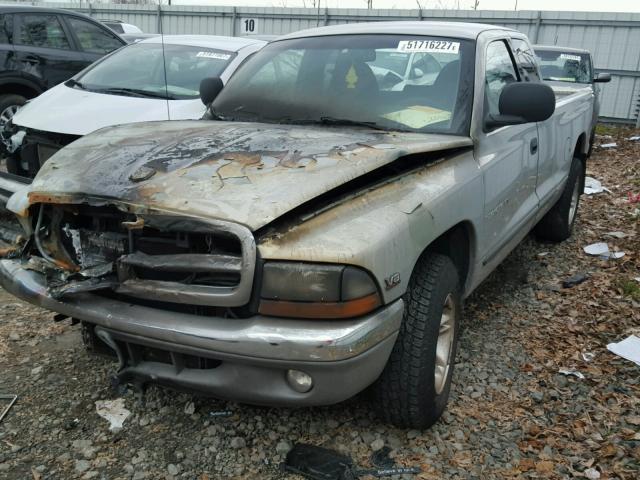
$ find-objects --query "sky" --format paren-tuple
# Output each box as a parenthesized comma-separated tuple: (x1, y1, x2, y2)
(166, 0, 640, 11)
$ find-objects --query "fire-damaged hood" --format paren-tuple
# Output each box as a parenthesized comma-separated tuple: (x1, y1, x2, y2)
(24, 120, 472, 231)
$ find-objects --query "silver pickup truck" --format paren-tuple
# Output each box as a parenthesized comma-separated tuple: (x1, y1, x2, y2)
(0, 22, 594, 429)
(534, 44, 610, 156)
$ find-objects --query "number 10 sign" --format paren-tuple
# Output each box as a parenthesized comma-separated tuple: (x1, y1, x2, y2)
(241, 18, 259, 35)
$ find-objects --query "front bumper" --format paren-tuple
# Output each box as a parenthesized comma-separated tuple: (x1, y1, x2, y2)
(0, 258, 403, 406)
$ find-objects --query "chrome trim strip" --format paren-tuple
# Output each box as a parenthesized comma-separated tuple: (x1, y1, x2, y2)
(118, 252, 242, 273)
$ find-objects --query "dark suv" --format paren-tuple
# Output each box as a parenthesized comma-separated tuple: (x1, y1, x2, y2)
(0, 5, 125, 129)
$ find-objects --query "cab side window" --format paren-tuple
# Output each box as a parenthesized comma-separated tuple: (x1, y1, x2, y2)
(17, 14, 70, 50)
(485, 40, 519, 118)
(67, 17, 122, 54)
(511, 38, 540, 82)
(0, 14, 13, 44)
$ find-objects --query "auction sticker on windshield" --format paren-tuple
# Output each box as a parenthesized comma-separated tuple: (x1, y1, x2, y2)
(560, 53, 582, 62)
(397, 40, 460, 54)
(196, 52, 232, 60)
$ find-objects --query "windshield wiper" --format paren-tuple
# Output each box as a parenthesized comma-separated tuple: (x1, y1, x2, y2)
(318, 117, 386, 131)
(95, 87, 176, 100)
(65, 79, 86, 90)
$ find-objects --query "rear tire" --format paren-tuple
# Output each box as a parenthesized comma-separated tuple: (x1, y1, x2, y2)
(534, 156, 583, 242)
(372, 252, 461, 429)
(587, 128, 596, 158)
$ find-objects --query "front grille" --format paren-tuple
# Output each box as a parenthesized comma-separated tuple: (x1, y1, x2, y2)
(38, 204, 256, 308)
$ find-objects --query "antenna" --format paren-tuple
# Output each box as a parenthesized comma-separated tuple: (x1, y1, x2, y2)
(159, 1, 170, 120)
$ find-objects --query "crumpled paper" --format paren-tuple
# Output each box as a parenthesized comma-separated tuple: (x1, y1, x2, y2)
(95, 398, 131, 432)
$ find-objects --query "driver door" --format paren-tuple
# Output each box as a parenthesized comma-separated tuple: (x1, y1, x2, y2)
(476, 39, 540, 270)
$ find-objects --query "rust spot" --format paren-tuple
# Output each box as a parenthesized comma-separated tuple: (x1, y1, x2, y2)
(220, 152, 262, 166)
(122, 217, 145, 230)
(53, 258, 80, 272)
(28, 193, 78, 205)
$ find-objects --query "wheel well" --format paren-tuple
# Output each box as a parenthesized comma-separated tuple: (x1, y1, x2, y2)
(0, 82, 41, 99)
(575, 133, 587, 160)
(425, 222, 474, 292)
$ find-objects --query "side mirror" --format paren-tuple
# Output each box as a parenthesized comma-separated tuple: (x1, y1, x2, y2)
(593, 73, 611, 83)
(485, 82, 555, 130)
(199, 77, 224, 106)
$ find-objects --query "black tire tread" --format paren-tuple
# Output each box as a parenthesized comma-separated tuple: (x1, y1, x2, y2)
(534, 156, 583, 242)
(372, 252, 459, 429)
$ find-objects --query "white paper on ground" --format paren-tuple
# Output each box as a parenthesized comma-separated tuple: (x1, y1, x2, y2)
(605, 231, 628, 239)
(628, 136, 640, 141)
(583, 242, 609, 256)
(583, 242, 625, 259)
(584, 177, 611, 195)
(558, 368, 586, 379)
(600, 143, 617, 148)
(607, 335, 640, 366)
(581, 352, 595, 362)
(95, 398, 131, 432)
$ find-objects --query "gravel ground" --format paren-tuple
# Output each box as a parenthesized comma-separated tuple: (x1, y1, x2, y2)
(0, 126, 639, 480)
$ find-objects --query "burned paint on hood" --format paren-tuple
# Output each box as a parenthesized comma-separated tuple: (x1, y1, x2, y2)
(26, 120, 472, 231)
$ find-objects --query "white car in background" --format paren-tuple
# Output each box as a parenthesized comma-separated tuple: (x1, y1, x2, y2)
(2, 35, 267, 177)
(101, 19, 143, 35)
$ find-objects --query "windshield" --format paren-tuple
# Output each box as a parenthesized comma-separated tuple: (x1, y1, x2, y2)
(212, 35, 474, 135)
(77, 42, 236, 100)
(535, 49, 592, 84)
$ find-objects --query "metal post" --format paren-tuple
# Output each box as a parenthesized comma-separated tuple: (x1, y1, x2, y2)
(418, 9, 423, 21)
(157, 4, 162, 35)
(232, 7, 237, 37)
(324, 7, 329, 26)
(532, 11, 542, 44)
(88, 2, 93, 18)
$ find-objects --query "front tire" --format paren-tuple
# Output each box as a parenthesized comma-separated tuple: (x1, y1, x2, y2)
(372, 252, 461, 429)
(534, 156, 583, 242)
(0, 94, 26, 129)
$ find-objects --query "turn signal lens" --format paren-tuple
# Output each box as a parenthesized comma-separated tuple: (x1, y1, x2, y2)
(259, 292, 381, 319)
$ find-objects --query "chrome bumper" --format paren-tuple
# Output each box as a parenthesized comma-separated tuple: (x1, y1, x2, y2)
(0, 258, 403, 405)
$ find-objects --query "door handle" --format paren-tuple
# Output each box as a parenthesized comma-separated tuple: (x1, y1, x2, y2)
(23, 55, 40, 64)
(530, 138, 538, 155)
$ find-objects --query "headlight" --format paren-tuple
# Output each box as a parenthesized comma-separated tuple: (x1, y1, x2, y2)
(258, 262, 381, 319)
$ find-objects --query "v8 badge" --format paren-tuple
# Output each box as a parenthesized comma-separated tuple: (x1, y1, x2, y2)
(384, 272, 401, 290)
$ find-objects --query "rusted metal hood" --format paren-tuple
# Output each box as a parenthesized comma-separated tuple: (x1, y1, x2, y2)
(26, 121, 472, 230)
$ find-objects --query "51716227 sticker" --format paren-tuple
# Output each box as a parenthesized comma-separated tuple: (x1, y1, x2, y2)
(397, 40, 460, 54)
